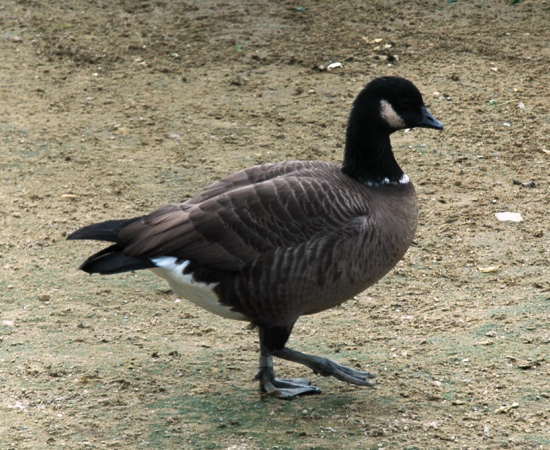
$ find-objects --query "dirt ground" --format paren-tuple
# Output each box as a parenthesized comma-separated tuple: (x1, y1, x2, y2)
(1, 0, 548, 448)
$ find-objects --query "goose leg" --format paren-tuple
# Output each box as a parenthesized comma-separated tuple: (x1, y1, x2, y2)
(256, 326, 321, 399)
(273, 347, 376, 387)
(255, 353, 321, 399)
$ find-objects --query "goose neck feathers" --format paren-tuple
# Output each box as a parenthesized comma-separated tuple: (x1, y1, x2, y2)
(342, 125, 403, 185)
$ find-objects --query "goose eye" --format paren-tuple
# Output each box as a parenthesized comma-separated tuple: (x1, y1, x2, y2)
(399, 100, 418, 113)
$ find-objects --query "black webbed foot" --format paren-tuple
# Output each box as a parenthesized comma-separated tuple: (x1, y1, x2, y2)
(255, 367, 321, 399)
(273, 347, 376, 386)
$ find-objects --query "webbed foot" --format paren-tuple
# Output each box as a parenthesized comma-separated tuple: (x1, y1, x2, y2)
(255, 368, 321, 399)
(274, 347, 376, 386)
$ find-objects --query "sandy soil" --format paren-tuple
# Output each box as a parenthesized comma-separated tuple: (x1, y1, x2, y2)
(1, 0, 549, 448)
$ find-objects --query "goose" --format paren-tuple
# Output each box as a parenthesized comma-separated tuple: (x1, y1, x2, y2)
(68, 76, 443, 399)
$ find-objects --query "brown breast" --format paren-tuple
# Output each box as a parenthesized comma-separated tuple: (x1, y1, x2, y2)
(214, 168, 417, 326)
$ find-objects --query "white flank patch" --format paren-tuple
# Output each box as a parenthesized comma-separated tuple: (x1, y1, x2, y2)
(151, 256, 247, 321)
(380, 99, 406, 129)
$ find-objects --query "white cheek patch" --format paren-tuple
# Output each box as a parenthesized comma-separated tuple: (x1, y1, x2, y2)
(151, 256, 247, 321)
(380, 99, 406, 129)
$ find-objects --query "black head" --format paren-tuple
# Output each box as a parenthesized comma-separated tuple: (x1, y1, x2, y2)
(353, 76, 443, 132)
(343, 76, 443, 184)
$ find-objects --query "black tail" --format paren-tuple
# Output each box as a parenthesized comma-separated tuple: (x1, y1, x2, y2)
(68, 217, 155, 275)
(77, 244, 155, 275)
(67, 217, 141, 242)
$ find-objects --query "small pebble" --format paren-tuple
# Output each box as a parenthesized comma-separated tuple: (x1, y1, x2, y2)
(326, 62, 343, 71)
(495, 212, 523, 222)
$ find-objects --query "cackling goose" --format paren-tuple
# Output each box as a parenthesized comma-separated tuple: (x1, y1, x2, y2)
(69, 76, 443, 398)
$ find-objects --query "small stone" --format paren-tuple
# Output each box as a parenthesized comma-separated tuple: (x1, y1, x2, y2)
(166, 132, 182, 141)
(3, 32, 22, 42)
(478, 266, 500, 273)
(495, 402, 519, 414)
(38, 294, 51, 302)
(475, 340, 494, 346)
(229, 75, 247, 86)
(326, 62, 343, 71)
(495, 212, 523, 222)
(516, 359, 541, 370)
(512, 179, 536, 188)
(114, 126, 129, 135)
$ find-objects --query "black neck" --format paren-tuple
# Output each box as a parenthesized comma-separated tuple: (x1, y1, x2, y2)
(341, 120, 404, 184)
